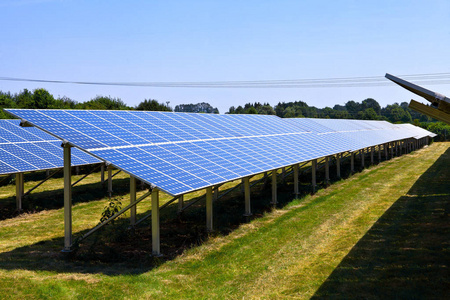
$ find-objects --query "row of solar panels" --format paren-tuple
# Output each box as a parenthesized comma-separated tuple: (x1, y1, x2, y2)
(0, 119, 100, 175)
(2, 109, 436, 196)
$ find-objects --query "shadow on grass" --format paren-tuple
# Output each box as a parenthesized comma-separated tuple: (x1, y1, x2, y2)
(312, 148, 450, 299)
(0, 152, 378, 275)
(0, 176, 131, 221)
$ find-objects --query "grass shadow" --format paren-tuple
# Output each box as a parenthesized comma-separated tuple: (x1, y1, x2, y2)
(312, 148, 450, 299)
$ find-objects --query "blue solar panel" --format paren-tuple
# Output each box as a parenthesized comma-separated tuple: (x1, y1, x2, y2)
(0, 119, 100, 175)
(284, 118, 429, 152)
(5, 109, 429, 195)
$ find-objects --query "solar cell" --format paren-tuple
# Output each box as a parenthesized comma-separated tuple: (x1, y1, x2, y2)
(0, 119, 100, 175)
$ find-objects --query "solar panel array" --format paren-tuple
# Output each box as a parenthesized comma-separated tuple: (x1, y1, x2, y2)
(284, 118, 433, 151)
(393, 123, 437, 139)
(0, 119, 100, 175)
(4, 109, 436, 196)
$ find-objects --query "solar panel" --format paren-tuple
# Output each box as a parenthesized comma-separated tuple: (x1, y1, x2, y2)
(5, 110, 351, 195)
(284, 118, 431, 151)
(393, 123, 437, 139)
(0, 119, 100, 175)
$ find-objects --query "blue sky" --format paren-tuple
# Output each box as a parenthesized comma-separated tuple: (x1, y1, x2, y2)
(1, 0, 449, 113)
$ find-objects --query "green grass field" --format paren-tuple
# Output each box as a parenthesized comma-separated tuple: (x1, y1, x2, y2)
(0, 142, 448, 299)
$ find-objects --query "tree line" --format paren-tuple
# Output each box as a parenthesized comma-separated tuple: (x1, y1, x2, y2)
(1, 88, 448, 140)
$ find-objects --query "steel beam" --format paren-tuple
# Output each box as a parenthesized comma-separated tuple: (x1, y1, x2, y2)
(350, 152, 355, 173)
(15, 172, 24, 211)
(107, 166, 113, 198)
(271, 170, 277, 205)
(325, 156, 330, 185)
(378, 145, 382, 161)
(214, 185, 219, 201)
(130, 176, 137, 226)
(243, 177, 251, 217)
(361, 149, 365, 168)
(311, 159, 317, 194)
(152, 188, 161, 256)
(336, 153, 341, 178)
(206, 186, 213, 232)
(370, 146, 374, 164)
(178, 195, 184, 213)
(101, 163, 105, 186)
(293, 164, 299, 197)
(62, 144, 72, 252)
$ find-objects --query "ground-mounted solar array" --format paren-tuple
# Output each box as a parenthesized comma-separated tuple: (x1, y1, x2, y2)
(4, 109, 436, 196)
(284, 118, 434, 152)
(0, 119, 100, 175)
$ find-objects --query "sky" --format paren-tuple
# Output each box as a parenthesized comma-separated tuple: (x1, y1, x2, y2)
(1, 0, 450, 114)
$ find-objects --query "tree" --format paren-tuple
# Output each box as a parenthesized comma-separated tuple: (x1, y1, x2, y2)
(361, 98, 381, 115)
(362, 108, 378, 120)
(52, 96, 78, 109)
(32, 88, 56, 109)
(79, 96, 130, 110)
(16, 89, 34, 108)
(175, 102, 218, 113)
(136, 99, 172, 111)
(247, 107, 258, 114)
(0, 92, 16, 119)
(345, 100, 361, 118)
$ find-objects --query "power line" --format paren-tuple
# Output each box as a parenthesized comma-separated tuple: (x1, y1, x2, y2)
(1, 73, 450, 88)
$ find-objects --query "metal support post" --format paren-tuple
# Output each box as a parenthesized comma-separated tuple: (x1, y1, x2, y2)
(336, 153, 341, 178)
(293, 164, 299, 197)
(130, 176, 136, 226)
(101, 164, 105, 187)
(62, 144, 72, 252)
(15, 172, 24, 211)
(214, 185, 219, 201)
(378, 145, 382, 161)
(243, 177, 251, 217)
(395, 141, 399, 156)
(390, 142, 394, 159)
(361, 149, 365, 168)
(325, 156, 330, 186)
(350, 152, 355, 173)
(107, 166, 113, 198)
(311, 159, 317, 194)
(281, 167, 286, 183)
(384, 143, 388, 159)
(370, 146, 374, 164)
(271, 170, 277, 205)
(206, 186, 213, 232)
(178, 195, 184, 213)
(151, 188, 161, 256)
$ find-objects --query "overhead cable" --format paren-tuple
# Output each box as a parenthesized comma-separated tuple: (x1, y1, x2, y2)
(1, 73, 450, 88)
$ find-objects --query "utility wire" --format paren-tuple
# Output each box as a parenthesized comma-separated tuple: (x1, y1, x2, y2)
(1, 73, 450, 88)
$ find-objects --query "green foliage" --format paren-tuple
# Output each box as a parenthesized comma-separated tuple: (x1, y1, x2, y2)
(135, 99, 172, 111)
(175, 102, 219, 113)
(78, 96, 130, 110)
(100, 197, 122, 224)
(424, 122, 450, 141)
(227, 102, 275, 115)
(0, 91, 17, 119)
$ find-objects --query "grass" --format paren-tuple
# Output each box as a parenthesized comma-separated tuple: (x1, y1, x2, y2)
(0, 142, 448, 299)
